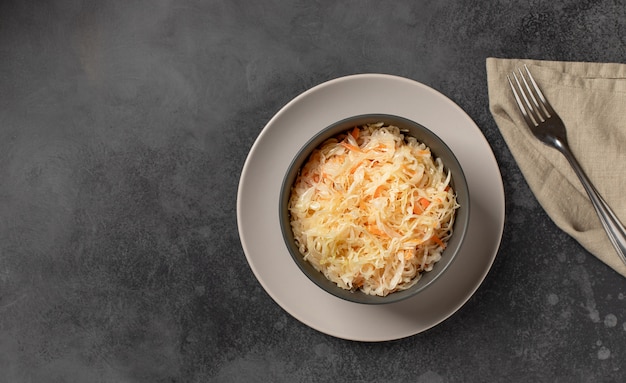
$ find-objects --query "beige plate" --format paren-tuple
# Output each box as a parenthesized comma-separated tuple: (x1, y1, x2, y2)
(237, 74, 505, 342)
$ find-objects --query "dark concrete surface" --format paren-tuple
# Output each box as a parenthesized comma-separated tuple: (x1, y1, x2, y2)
(1, 1, 625, 382)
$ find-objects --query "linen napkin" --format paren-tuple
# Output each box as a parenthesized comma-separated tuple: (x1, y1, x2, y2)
(486, 58, 626, 278)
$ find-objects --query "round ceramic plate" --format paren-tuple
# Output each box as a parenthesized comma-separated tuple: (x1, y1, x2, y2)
(237, 74, 505, 342)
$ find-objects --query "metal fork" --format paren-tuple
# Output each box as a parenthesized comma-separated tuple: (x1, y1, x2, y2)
(508, 65, 626, 267)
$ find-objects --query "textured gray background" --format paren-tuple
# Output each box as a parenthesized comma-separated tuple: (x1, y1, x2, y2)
(1, 0, 625, 382)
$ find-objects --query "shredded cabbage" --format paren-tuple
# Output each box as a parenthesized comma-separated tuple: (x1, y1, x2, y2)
(289, 123, 459, 296)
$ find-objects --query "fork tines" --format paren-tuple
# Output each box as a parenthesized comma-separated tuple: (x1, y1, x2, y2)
(507, 65, 555, 128)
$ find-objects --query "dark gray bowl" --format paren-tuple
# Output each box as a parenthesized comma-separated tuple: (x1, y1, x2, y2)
(279, 114, 469, 304)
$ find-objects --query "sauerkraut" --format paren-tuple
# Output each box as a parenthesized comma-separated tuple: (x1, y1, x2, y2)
(288, 123, 459, 296)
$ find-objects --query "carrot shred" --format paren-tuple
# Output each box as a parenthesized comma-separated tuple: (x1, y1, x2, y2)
(413, 197, 430, 214)
(350, 160, 363, 174)
(366, 224, 388, 237)
(431, 234, 446, 248)
(350, 127, 360, 140)
(419, 197, 430, 209)
(375, 144, 388, 151)
(374, 185, 385, 198)
(413, 204, 423, 214)
(340, 141, 363, 153)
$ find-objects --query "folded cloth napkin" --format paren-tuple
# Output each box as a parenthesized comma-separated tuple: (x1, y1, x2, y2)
(486, 58, 626, 278)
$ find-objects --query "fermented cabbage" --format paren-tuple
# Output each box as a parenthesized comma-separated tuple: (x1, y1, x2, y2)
(288, 123, 459, 296)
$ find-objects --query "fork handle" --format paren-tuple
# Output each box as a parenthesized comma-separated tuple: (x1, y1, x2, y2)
(555, 140, 626, 267)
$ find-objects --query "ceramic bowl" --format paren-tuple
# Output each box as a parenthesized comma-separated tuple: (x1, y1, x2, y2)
(279, 114, 470, 304)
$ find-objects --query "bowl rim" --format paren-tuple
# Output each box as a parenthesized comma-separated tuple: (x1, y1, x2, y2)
(279, 113, 470, 305)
